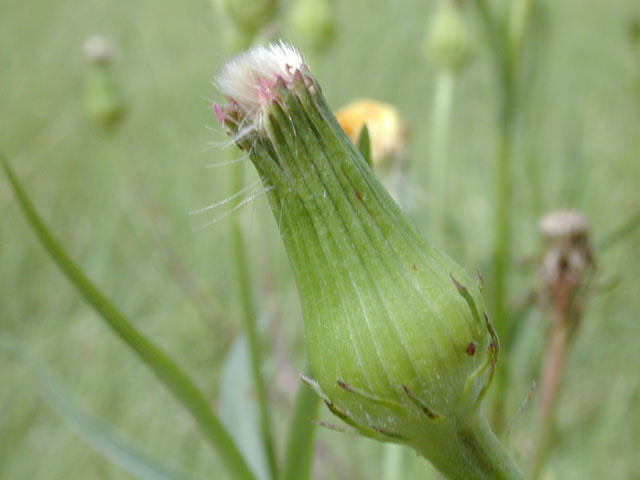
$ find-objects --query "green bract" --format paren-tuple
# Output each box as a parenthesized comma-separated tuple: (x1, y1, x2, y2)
(214, 43, 525, 480)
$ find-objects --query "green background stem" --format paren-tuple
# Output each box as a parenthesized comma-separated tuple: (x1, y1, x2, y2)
(430, 70, 456, 247)
(228, 157, 278, 480)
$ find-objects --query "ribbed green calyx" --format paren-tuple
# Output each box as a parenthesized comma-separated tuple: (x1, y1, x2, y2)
(214, 44, 524, 480)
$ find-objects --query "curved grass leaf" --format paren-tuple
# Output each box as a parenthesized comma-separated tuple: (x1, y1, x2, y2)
(0, 340, 193, 480)
(1, 155, 255, 480)
(219, 335, 269, 480)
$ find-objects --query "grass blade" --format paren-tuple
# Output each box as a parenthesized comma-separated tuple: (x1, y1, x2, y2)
(10, 350, 194, 479)
(1, 155, 256, 480)
(598, 211, 640, 253)
(228, 160, 278, 480)
(281, 370, 320, 480)
(219, 335, 269, 480)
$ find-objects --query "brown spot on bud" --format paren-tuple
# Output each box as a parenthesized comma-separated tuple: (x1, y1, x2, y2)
(411, 264, 417, 270)
(353, 189, 362, 201)
(466, 342, 477, 356)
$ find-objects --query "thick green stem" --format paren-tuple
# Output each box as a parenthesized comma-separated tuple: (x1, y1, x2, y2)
(415, 414, 526, 480)
(228, 158, 278, 480)
(430, 71, 456, 246)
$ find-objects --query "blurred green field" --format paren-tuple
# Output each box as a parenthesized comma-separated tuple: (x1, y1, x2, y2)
(2, 0, 640, 479)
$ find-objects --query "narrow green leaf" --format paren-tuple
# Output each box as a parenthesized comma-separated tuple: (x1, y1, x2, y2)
(219, 335, 269, 480)
(228, 159, 278, 480)
(1, 155, 256, 480)
(45, 384, 190, 480)
(356, 124, 372, 168)
(281, 368, 320, 480)
(6, 348, 194, 480)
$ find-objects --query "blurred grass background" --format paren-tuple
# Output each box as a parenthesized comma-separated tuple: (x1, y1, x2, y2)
(1, 0, 639, 479)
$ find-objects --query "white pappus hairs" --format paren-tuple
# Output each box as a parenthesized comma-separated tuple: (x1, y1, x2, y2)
(214, 41, 305, 138)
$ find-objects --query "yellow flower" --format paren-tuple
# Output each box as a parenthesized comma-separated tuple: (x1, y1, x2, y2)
(336, 99, 408, 168)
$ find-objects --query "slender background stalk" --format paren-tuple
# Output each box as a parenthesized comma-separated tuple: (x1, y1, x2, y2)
(430, 70, 456, 246)
(228, 159, 278, 480)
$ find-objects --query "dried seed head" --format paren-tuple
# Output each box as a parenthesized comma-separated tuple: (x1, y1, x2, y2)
(539, 209, 590, 243)
(538, 209, 594, 318)
(83, 36, 113, 64)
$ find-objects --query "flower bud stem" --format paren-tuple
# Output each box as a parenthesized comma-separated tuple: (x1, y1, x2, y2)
(414, 414, 526, 480)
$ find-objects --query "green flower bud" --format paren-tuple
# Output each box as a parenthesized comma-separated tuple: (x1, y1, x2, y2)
(222, 22, 255, 54)
(214, 43, 524, 480)
(216, 0, 277, 36)
(82, 37, 124, 129)
(423, 1, 473, 74)
(289, 0, 336, 54)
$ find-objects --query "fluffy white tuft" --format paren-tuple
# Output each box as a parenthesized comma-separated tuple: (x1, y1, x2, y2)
(215, 41, 304, 134)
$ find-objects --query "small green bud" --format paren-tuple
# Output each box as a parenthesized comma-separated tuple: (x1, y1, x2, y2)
(289, 0, 336, 54)
(214, 43, 524, 480)
(216, 0, 277, 36)
(222, 22, 255, 54)
(423, 1, 473, 74)
(82, 37, 124, 129)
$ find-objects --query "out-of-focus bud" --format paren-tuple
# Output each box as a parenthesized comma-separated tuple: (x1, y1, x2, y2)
(222, 22, 255, 53)
(217, 0, 277, 36)
(335, 99, 408, 169)
(628, 16, 640, 46)
(83, 36, 113, 64)
(213, 42, 524, 480)
(82, 36, 125, 129)
(289, 0, 336, 54)
(423, 0, 473, 74)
